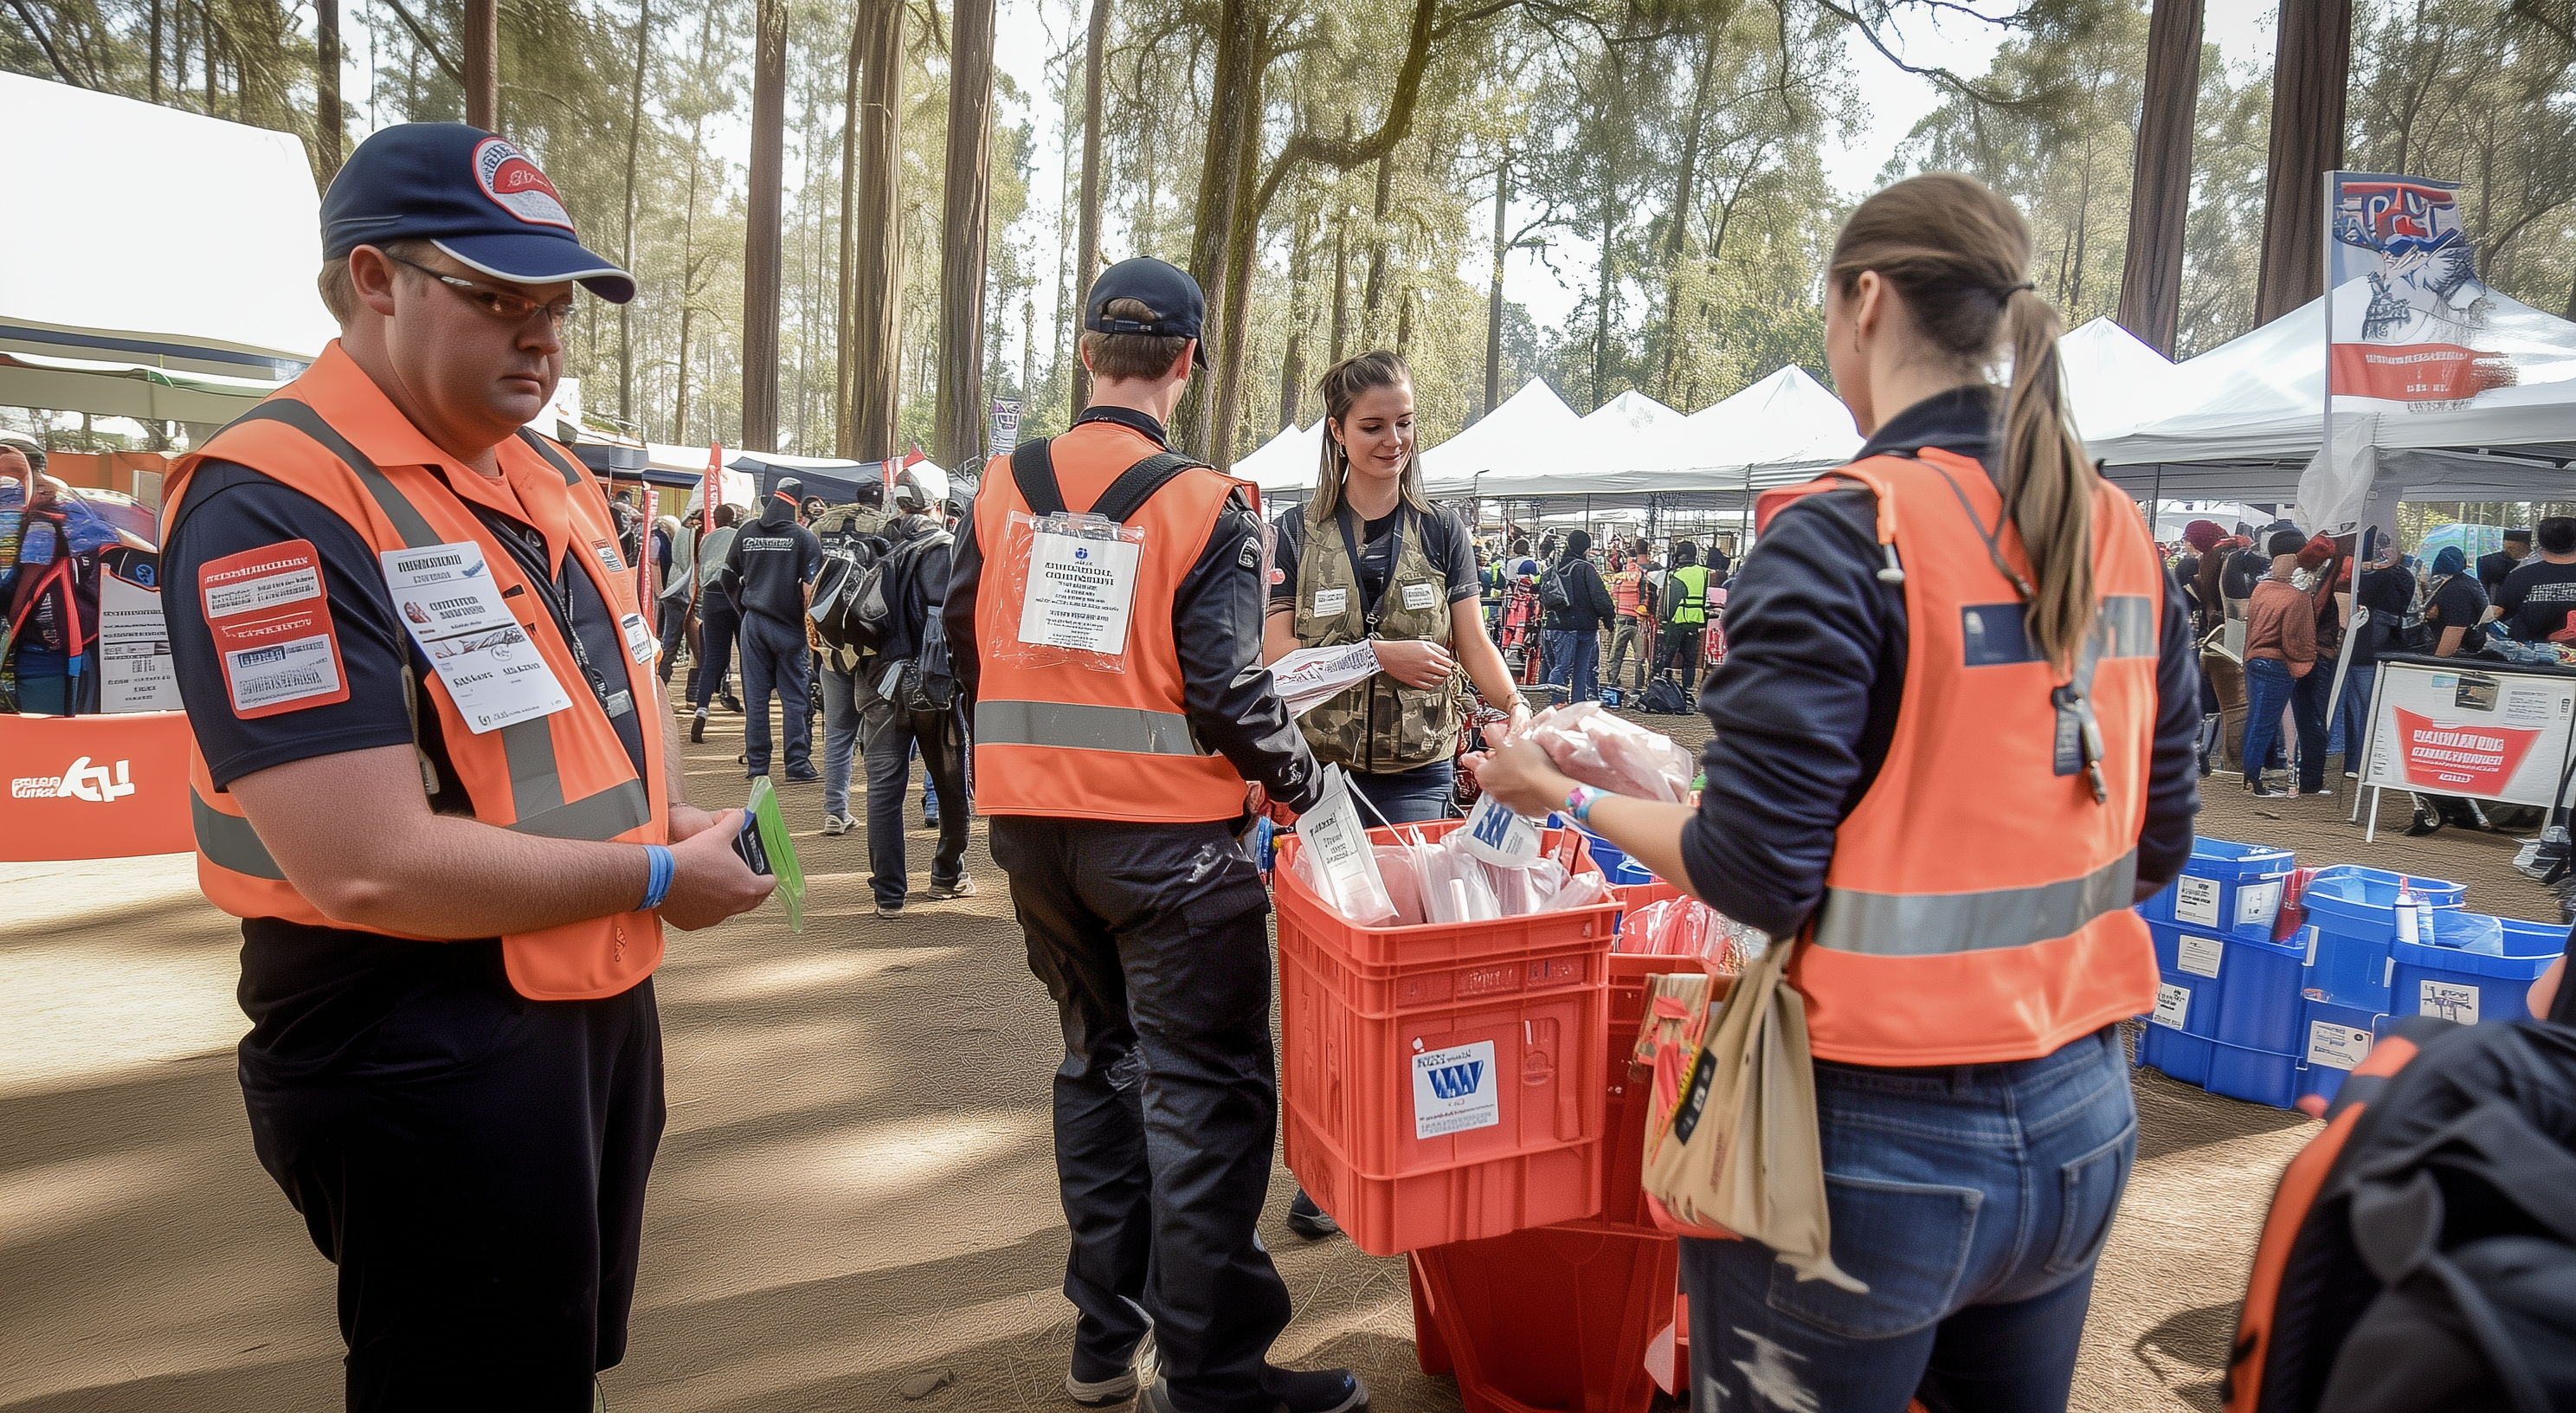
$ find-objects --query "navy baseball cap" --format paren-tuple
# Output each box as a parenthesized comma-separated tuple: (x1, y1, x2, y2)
(1085, 258, 1209, 368)
(323, 123, 636, 304)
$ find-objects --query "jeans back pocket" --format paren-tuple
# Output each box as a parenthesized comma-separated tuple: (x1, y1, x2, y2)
(2043, 1118, 2137, 1277)
(1768, 1173, 1982, 1339)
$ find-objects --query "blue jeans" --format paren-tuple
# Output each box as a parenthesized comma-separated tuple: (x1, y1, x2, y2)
(1681, 1026, 2135, 1413)
(737, 611, 813, 775)
(2242, 656, 2321, 790)
(1349, 759, 1455, 825)
(2328, 662, 2375, 759)
(1542, 628, 1599, 703)
(688, 601, 740, 711)
(820, 656, 875, 818)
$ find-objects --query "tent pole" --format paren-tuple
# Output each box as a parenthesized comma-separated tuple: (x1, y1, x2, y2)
(1739, 463, 1755, 553)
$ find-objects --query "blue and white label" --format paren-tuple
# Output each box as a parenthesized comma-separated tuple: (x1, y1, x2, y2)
(1458, 791, 1541, 868)
(2170, 874, 2220, 927)
(2234, 878, 2283, 931)
(1411, 1041, 1500, 1139)
(2307, 1019, 2373, 1070)
(2418, 978, 2480, 1025)
(2151, 983, 2191, 1031)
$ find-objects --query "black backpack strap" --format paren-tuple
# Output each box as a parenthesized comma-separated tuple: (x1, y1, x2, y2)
(1010, 437, 1208, 526)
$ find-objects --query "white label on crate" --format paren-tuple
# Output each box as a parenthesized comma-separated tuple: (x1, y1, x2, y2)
(2307, 1020, 2374, 1070)
(1412, 1041, 1502, 1139)
(2235, 879, 2284, 932)
(2152, 983, 2192, 1030)
(2172, 875, 2221, 927)
(2418, 978, 2480, 1026)
(2177, 934, 2225, 979)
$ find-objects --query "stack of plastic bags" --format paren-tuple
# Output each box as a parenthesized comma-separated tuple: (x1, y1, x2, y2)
(1615, 894, 1768, 973)
(1294, 823, 1612, 927)
(1521, 702, 1695, 803)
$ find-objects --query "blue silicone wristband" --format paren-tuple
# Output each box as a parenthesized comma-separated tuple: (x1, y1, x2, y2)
(1565, 784, 1602, 822)
(640, 844, 675, 911)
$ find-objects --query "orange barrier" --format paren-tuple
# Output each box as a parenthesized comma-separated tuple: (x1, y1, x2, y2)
(0, 711, 194, 861)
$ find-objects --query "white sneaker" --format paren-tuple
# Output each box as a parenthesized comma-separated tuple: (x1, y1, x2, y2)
(821, 813, 855, 836)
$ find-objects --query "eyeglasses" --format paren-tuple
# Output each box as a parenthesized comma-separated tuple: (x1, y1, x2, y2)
(380, 250, 577, 327)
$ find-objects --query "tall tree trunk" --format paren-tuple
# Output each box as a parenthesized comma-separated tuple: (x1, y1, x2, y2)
(2116, 0, 2201, 355)
(1655, 27, 1720, 399)
(315, 0, 342, 177)
(150, 0, 163, 102)
(1594, 194, 1615, 409)
(741, 0, 788, 452)
(1361, 153, 1394, 329)
(621, 0, 653, 429)
(851, 0, 905, 461)
(937, 0, 999, 468)
(1280, 203, 1314, 429)
(1204, 54, 1268, 468)
(1484, 152, 1509, 422)
(1172, 0, 1262, 452)
(1072, 0, 1110, 412)
(835, 11, 861, 455)
(2256, 0, 2351, 326)
(1330, 224, 1350, 364)
(463, 0, 498, 129)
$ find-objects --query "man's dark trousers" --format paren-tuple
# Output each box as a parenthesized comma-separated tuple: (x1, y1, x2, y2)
(992, 816, 1293, 1413)
(738, 610, 812, 775)
(689, 597, 741, 711)
(863, 697, 969, 907)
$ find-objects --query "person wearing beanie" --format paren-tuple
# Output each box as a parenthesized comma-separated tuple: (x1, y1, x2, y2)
(1541, 527, 1615, 703)
(2290, 532, 2349, 785)
(2241, 529, 2325, 797)
(718, 475, 823, 780)
(2182, 519, 2225, 554)
(2477, 527, 2532, 598)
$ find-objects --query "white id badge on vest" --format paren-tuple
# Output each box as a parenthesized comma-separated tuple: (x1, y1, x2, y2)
(995, 509, 1147, 673)
(380, 541, 576, 733)
(1401, 581, 1439, 611)
(620, 612, 656, 664)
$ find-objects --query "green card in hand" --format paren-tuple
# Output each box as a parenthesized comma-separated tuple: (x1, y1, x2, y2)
(729, 776, 807, 932)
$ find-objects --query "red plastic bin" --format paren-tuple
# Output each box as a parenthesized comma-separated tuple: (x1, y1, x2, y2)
(1408, 1223, 1680, 1413)
(1276, 823, 1620, 1256)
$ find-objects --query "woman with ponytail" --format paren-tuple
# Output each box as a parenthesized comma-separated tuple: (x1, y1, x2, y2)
(1472, 173, 2202, 1410)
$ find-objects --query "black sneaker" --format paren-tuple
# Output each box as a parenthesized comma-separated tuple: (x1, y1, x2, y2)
(690, 709, 707, 744)
(784, 765, 821, 783)
(1143, 1370, 1365, 1413)
(720, 694, 745, 713)
(2405, 802, 2445, 836)
(2247, 783, 2289, 799)
(1066, 1348, 1142, 1408)
(1285, 1190, 1339, 1241)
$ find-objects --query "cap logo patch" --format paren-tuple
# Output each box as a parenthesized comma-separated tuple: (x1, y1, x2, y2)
(473, 138, 573, 230)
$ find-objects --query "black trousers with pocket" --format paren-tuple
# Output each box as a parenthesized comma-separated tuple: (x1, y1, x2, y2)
(991, 815, 1292, 1413)
(239, 943, 665, 1412)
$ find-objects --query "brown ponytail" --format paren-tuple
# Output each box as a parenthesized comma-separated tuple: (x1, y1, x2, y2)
(1310, 350, 1427, 524)
(1830, 173, 2096, 672)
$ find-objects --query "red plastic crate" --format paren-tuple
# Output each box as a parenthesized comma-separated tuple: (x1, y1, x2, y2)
(1274, 820, 1616, 971)
(1408, 1223, 1680, 1413)
(1276, 824, 1621, 1257)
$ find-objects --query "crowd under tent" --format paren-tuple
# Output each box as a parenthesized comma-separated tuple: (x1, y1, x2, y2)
(0, 74, 327, 435)
(733, 449, 953, 510)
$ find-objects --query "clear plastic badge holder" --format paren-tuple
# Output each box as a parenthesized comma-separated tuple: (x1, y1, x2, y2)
(991, 508, 1146, 674)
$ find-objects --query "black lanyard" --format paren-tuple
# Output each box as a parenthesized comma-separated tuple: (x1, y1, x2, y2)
(1336, 504, 1407, 633)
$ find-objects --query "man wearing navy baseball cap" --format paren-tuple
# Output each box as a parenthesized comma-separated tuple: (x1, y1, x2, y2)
(159, 123, 772, 1411)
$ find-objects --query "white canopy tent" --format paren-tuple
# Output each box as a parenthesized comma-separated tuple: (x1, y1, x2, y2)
(2058, 318, 2184, 442)
(1233, 421, 1325, 499)
(1419, 378, 1583, 494)
(1, 74, 332, 428)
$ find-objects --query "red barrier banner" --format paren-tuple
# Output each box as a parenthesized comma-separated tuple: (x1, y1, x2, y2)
(0, 711, 194, 861)
(2391, 707, 2541, 794)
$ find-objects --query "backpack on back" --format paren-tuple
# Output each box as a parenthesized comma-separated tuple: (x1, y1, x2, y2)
(898, 597, 957, 713)
(1537, 560, 1574, 612)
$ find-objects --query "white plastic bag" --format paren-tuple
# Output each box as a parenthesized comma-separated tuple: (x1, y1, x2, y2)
(1523, 702, 1695, 802)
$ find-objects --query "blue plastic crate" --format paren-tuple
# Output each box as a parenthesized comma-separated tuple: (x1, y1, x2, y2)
(2138, 1023, 2212, 1087)
(2139, 839, 2296, 938)
(2146, 921, 2224, 1038)
(2213, 929, 2309, 1054)
(2206, 1036, 2301, 1109)
(1611, 858, 1656, 887)
(1580, 830, 1629, 881)
(2299, 868, 2467, 1011)
(2295, 993, 2385, 1109)
(2302, 924, 2392, 1012)
(2388, 913, 2565, 1028)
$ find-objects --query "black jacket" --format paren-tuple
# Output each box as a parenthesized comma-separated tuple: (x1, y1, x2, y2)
(944, 406, 1323, 813)
(1542, 556, 1615, 632)
(722, 502, 822, 625)
(1678, 385, 2202, 941)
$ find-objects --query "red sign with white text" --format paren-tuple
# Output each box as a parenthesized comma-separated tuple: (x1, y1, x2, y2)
(2392, 708, 2541, 793)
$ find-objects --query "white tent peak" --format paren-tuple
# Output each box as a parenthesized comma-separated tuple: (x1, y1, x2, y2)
(1579, 389, 1684, 437)
(1234, 420, 1325, 496)
(1420, 378, 1582, 487)
(2057, 318, 2182, 442)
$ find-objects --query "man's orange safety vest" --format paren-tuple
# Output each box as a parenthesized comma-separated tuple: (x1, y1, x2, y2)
(1755, 448, 2163, 1066)
(969, 419, 1253, 823)
(166, 344, 670, 1002)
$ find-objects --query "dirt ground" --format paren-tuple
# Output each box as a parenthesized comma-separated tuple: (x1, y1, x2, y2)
(2, 700, 2560, 1413)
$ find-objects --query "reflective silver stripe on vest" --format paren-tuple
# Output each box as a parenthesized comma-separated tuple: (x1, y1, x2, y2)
(1810, 850, 2138, 958)
(221, 401, 442, 548)
(192, 788, 290, 881)
(976, 700, 1206, 756)
(509, 778, 653, 839)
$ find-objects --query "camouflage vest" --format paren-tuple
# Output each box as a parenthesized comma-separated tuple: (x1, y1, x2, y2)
(1291, 501, 1459, 772)
(815, 504, 895, 558)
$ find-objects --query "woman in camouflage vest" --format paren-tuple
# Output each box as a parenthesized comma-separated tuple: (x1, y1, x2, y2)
(1264, 351, 1529, 825)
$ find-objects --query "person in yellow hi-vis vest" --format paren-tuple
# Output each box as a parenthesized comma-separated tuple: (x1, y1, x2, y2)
(1473, 172, 2201, 1413)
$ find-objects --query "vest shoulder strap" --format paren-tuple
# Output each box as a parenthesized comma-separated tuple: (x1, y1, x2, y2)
(172, 397, 441, 549)
(1011, 437, 1209, 526)
(514, 428, 587, 487)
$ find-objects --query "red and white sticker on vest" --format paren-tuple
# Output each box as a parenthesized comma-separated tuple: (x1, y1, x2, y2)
(198, 539, 351, 718)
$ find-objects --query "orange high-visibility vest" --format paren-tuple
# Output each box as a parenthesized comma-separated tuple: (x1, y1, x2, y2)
(166, 344, 669, 1002)
(969, 420, 1253, 823)
(1755, 448, 2163, 1066)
